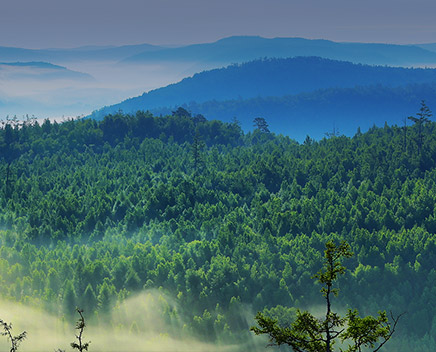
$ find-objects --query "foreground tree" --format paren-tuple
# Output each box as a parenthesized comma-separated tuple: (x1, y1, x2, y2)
(0, 318, 26, 352)
(251, 241, 402, 352)
(71, 308, 90, 352)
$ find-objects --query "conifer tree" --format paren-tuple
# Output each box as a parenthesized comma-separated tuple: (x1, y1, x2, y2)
(192, 129, 205, 173)
(251, 241, 402, 352)
(253, 117, 270, 133)
(63, 281, 77, 318)
(83, 284, 97, 314)
(408, 100, 432, 154)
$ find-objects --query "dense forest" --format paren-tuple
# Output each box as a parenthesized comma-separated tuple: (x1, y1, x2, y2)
(1, 109, 436, 350)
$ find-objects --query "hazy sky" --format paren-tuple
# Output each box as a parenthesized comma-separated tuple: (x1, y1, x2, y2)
(1, 0, 436, 48)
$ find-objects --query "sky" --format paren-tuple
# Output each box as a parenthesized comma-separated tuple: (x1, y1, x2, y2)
(1, 0, 436, 49)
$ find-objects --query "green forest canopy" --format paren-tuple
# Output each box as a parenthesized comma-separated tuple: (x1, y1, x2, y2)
(0, 110, 436, 350)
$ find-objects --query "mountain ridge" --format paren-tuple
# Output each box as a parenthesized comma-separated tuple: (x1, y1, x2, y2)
(0, 43, 163, 63)
(0, 61, 93, 80)
(88, 56, 436, 140)
(3, 36, 436, 66)
(121, 35, 436, 66)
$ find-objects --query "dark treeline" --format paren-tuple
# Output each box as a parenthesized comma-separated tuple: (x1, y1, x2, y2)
(1, 110, 436, 350)
(162, 83, 436, 140)
(89, 56, 436, 141)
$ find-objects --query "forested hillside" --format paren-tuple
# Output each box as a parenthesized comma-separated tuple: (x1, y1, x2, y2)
(89, 57, 436, 140)
(1, 110, 436, 350)
(90, 57, 436, 121)
(155, 83, 436, 141)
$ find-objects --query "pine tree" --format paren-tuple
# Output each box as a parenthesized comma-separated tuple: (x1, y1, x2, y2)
(82, 284, 97, 315)
(408, 100, 432, 154)
(63, 281, 77, 318)
(253, 117, 270, 133)
(192, 129, 205, 173)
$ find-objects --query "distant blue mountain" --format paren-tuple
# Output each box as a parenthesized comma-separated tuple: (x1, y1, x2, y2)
(2, 36, 436, 67)
(0, 61, 93, 80)
(0, 61, 66, 68)
(0, 43, 162, 63)
(415, 43, 436, 54)
(87, 57, 436, 141)
(102, 57, 436, 110)
(122, 36, 436, 66)
(5, 37, 436, 129)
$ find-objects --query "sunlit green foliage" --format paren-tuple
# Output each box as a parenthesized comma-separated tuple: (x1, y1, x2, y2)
(252, 241, 401, 352)
(0, 111, 436, 349)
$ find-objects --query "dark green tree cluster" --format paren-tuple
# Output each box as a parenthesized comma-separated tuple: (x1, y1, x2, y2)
(0, 110, 436, 350)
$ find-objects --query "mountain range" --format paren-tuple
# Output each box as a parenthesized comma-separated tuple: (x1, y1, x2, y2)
(88, 56, 436, 141)
(0, 61, 93, 81)
(121, 36, 436, 67)
(3, 35, 436, 67)
(4, 36, 436, 132)
(0, 43, 162, 63)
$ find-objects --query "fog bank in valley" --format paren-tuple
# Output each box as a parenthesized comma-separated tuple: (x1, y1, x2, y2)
(0, 290, 266, 352)
(0, 60, 214, 120)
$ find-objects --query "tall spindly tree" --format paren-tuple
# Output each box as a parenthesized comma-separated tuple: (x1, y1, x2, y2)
(71, 308, 90, 352)
(408, 100, 432, 154)
(251, 241, 402, 352)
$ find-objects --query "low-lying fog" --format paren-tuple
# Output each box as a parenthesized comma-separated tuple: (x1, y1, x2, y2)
(0, 290, 266, 352)
(0, 60, 215, 120)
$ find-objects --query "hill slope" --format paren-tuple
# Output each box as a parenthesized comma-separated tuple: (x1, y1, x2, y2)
(157, 83, 436, 141)
(89, 57, 436, 139)
(1, 115, 436, 351)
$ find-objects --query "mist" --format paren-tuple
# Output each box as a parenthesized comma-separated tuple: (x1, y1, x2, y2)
(0, 59, 219, 120)
(0, 290, 267, 352)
